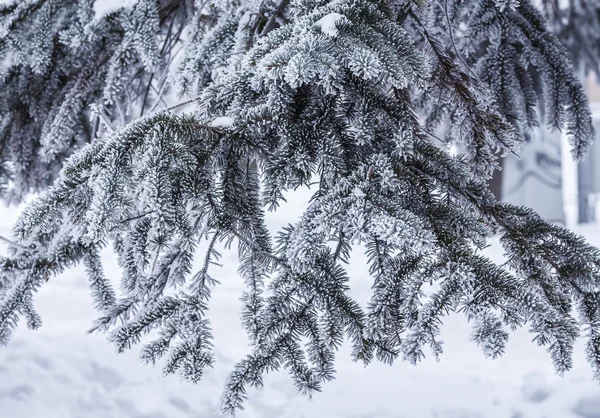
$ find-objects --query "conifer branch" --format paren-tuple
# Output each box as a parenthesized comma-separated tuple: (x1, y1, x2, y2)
(0, 236, 31, 252)
(259, 0, 291, 37)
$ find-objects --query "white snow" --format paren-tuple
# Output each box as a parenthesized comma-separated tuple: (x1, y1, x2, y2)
(93, 0, 139, 21)
(315, 13, 347, 37)
(209, 116, 235, 129)
(351, 186, 365, 198)
(1, 187, 600, 418)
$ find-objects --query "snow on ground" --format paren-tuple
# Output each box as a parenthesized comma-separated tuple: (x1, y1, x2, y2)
(1, 187, 600, 418)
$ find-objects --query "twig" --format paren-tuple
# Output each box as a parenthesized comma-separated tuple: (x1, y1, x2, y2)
(140, 73, 155, 117)
(118, 210, 157, 224)
(441, 0, 484, 86)
(0, 235, 31, 251)
(259, 0, 290, 37)
(166, 95, 202, 112)
(201, 231, 221, 276)
(232, 228, 285, 265)
(90, 104, 115, 134)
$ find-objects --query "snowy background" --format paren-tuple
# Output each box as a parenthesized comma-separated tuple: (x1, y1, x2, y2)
(1, 185, 600, 418)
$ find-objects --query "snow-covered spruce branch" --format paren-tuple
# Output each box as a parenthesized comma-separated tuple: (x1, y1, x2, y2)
(408, 141, 600, 369)
(0, 112, 230, 344)
(221, 140, 600, 411)
(420, 0, 595, 157)
(1, 0, 600, 415)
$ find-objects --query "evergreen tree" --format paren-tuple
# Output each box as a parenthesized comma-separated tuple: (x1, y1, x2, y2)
(1, 0, 600, 415)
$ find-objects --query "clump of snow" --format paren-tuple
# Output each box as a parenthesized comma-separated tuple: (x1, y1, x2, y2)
(209, 116, 234, 129)
(495, 0, 520, 12)
(351, 186, 365, 198)
(314, 13, 347, 37)
(93, 0, 138, 21)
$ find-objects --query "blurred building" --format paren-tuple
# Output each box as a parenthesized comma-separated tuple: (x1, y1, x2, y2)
(501, 125, 564, 223)
(496, 74, 600, 227)
(577, 76, 600, 225)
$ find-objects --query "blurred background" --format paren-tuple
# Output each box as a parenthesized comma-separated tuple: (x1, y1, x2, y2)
(490, 73, 600, 227)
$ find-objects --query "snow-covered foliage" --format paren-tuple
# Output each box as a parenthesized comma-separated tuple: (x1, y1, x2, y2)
(0, 0, 191, 203)
(3, 204, 600, 418)
(540, 0, 600, 77)
(1, 0, 600, 415)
